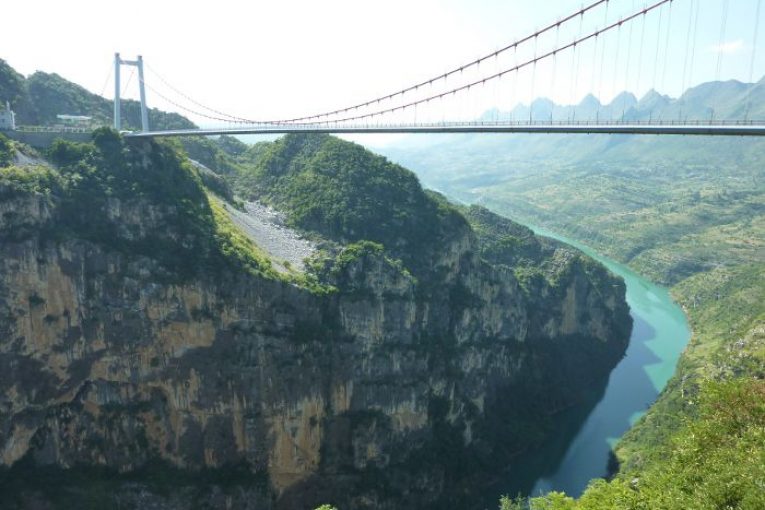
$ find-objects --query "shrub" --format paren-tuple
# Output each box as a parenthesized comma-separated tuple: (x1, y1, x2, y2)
(0, 134, 13, 167)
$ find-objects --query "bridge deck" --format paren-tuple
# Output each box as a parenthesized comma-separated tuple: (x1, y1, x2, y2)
(123, 121, 765, 138)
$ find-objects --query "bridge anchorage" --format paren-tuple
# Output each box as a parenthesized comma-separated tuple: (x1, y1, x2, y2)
(115, 0, 765, 138)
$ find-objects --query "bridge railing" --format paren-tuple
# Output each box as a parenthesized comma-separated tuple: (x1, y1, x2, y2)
(287, 119, 765, 128)
(13, 125, 94, 134)
(123, 118, 765, 138)
(177, 119, 765, 131)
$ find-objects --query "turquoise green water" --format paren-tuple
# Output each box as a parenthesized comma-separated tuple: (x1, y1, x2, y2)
(526, 225, 691, 497)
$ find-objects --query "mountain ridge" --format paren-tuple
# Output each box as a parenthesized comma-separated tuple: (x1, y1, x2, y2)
(479, 77, 765, 123)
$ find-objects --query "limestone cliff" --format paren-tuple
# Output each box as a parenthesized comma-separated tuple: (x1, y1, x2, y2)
(0, 133, 631, 509)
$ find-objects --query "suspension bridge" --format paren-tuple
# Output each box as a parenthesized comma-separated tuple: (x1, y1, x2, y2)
(111, 0, 765, 138)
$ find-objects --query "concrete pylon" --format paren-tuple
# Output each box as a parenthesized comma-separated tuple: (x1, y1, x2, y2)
(113, 53, 150, 132)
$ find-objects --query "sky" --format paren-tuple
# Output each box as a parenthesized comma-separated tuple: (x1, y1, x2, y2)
(2, 0, 764, 134)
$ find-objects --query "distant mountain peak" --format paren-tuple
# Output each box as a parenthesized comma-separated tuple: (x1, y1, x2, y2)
(636, 89, 672, 111)
(475, 77, 764, 125)
(531, 97, 555, 108)
(639, 89, 668, 101)
(578, 93, 601, 108)
(608, 92, 638, 108)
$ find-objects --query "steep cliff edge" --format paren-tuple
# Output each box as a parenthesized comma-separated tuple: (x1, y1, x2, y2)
(0, 132, 630, 509)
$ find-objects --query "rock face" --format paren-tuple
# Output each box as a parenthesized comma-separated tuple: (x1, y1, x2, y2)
(0, 139, 631, 509)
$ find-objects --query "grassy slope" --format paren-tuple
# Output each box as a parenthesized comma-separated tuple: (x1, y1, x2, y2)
(505, 379, 765, 510)
(380, 132, 765, 286)
(615, 264, 765, 469)
(476, 164, 764, 286)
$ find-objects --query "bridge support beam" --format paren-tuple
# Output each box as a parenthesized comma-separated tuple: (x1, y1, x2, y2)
(113, 53, 150, 132)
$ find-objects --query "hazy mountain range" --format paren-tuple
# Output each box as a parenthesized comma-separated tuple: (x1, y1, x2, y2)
(376, 77, 765, 196)
(481, 76, 765, 123)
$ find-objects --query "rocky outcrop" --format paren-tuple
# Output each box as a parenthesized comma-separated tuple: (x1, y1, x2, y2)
(0, 59, 634, 506)
(0, 165, 630, 509)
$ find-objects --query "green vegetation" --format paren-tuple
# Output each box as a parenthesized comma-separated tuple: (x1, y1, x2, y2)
(0, 165, 62, 199)
(306, 240, 413, 294)
(673, 265, 765, 380)
(458, 156, 765, 508)
(0, 133, 14, 167)
(330, 240, 385, 270)
(0, 58, 194, 131)
(0, 59, 26, 109)
(516, 378, 765, 510)
(474, 166, 764, 286)
(229, 133, 468, 277)
(208, 196, 278, 280)
(463, 204, 546, 268)
(1, 129, 337, 295)
(465, 155, 765, 508)
(462, 204, 617, 299)
(382, 133, 765, 286)
(375, 97, 765, 510)
(2, 129, 279, 283)
(615, 263, 765, 472)
(177, 135, 249, 175)
(45, 129, 221, 277)
(506, 262, 765, 509)
(374, 85, 765, 509)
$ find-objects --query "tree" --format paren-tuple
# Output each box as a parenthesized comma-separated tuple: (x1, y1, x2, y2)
(0, 134, 13, 167)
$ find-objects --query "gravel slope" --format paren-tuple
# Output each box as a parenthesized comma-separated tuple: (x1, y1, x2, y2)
(223, 201, 316, 273)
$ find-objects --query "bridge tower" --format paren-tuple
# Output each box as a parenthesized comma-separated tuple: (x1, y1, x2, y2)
(113, 53, 149, 132)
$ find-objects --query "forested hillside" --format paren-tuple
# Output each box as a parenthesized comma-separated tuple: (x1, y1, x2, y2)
(0, 58, 192, 130)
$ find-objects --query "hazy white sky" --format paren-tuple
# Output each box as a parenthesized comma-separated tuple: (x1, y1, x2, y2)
(3, 0, 763, 128)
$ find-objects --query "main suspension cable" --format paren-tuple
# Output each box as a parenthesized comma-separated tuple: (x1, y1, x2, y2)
(139, 75, 245, 125)
(268, 0, 611, 124)
(313, 0, 673, 126)
(99, 63, 113, 98)
(145, 63, 261, 123)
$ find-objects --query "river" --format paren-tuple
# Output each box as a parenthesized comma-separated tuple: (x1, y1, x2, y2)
(527, 224, 691, 497)
(488, 223, 691, 502)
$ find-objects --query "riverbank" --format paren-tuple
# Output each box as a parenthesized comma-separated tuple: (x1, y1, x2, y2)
(522, 224, 690, 497)
(480, 219, 691, 504)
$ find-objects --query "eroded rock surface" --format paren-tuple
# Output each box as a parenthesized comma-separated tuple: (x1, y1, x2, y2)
(0, 135, 631, 509)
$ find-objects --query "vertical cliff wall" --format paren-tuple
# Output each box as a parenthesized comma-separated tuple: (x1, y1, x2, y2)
(0, 134, 631, 509)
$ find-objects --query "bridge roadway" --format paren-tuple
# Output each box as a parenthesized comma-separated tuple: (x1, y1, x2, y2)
(123, 120, 765, 138)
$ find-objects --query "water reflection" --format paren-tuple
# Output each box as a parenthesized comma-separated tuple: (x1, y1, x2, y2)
(482, 226, 690, 507)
